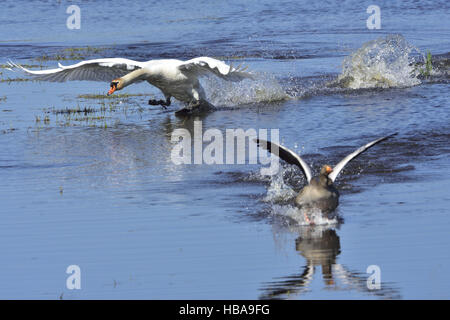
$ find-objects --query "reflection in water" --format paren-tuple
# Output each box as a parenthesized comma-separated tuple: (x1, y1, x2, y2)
(23, 111, 215, 188)
(260, 225, 401, 299)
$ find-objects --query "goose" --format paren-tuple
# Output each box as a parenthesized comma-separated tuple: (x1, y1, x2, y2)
(8, 57, 253, 114)
(255, 134, 397, 222)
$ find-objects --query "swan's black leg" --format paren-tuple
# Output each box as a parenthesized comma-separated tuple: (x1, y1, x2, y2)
(148, 97, 171, 109)
(148, 99, 161, 106)
(161, 97, 171, 108)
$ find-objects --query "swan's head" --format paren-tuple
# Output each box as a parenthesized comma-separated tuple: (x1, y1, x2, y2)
(107, 78, 123, 95)
(320, 165, 333, 176)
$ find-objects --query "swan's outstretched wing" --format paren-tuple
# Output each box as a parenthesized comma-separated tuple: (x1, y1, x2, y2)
(328, 133, 397, 182)
(255, 139, 313, 183)
(8, 58, 145, 82)
(178, 57, 254, 82)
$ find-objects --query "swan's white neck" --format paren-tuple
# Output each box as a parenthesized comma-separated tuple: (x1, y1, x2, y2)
(120, 69, 148, 88)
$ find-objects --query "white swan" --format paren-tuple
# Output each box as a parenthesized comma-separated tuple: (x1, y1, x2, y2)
(8, 57, 254, 113)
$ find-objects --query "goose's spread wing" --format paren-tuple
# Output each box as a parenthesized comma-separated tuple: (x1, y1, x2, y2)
(255, 139, 313, 183)
(178, 57, 254, 82)
(328, 133, 397, 182)
(8, 58, 145, 82)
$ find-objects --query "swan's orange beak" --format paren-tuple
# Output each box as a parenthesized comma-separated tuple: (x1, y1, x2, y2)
(326, 166, 333, 174)
(107, 86, 116, 96)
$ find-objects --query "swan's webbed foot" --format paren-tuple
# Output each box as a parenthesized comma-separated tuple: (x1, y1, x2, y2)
(148, 97, 171, 109)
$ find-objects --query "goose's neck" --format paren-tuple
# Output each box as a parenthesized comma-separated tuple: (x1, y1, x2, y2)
(319, 174, 331, 187)
(121, 69, 148, 88)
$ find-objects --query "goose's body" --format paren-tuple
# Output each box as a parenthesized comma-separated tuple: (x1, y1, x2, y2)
(296, 174, 339, 213)
(256, 134, 396, 221)
(9, 57, 253, 113)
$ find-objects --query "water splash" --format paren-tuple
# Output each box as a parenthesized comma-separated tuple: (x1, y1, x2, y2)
(258, 166, 338, 226)
(203, 35, 428, 105)
(271, 204, 339, 226)
(202, 72, 290, 107)
(334, 34, 421, 89)
(260, 165, 300, 203)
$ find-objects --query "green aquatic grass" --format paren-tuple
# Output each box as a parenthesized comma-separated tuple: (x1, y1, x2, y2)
(425, 50, 433, 76)
(41, 103, 121, 129)
(35, 46, 107, 62)
(0, 77, 33, 83)
(35, 90, 145, 129)
(419, 50, 433, 77)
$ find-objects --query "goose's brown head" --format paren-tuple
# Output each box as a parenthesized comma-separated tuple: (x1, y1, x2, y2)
(320, 165, 333, 176)
(107, 78, 123, 95)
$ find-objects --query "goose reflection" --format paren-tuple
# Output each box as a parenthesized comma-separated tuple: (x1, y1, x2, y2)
(259, 224, 400, 299)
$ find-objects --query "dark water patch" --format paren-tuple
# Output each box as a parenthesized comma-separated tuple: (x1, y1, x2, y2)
(1, 128, 18, 135)
(0, 162, 77, 170)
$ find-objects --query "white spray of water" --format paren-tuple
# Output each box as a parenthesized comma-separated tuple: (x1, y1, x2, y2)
(262, 169, 297, 203)
(258, 166, 338, 226)
(336, 34, 421, 89)
(271, 204, 339, 226)
(197, 35, 425, 108)
(202, 72, 290, 107)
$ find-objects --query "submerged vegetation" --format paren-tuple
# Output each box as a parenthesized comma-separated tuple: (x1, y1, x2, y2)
(51, 106, 96, 115)
(35, 105, 114, 128)
(32, 91, 158, 129)
(34, 96, 146, 128)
